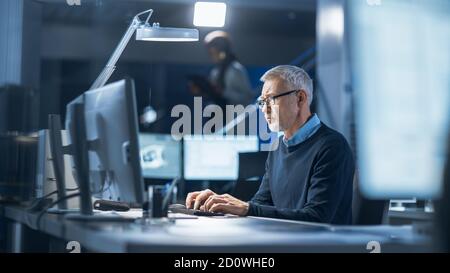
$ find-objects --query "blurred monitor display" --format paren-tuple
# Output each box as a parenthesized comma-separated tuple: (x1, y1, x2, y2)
(349, 0, 450, 199)
(139, 133, 182, 179)
(184, 135, 259, 180)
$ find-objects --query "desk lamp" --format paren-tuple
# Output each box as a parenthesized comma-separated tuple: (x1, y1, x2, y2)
(90, 9, 199, 90)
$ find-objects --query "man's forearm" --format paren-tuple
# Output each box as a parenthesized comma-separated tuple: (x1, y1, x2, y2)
(246, 202, 324, 223)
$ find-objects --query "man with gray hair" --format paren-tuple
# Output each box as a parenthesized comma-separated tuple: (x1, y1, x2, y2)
(185, 65, 354, 224)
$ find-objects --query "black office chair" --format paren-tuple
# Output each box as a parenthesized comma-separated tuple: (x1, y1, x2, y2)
(352, 169, 389, 225)
(232, 152, 268, 201)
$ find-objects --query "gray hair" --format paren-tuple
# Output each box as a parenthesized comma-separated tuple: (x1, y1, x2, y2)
(260, 65, 313, 105)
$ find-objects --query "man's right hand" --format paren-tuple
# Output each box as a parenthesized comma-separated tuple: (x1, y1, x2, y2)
(185, 189, 216, 210)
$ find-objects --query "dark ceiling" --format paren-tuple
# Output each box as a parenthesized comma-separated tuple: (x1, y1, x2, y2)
(37, 0, 316, 39)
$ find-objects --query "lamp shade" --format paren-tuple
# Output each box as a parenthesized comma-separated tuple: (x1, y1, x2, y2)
(136, 25, 199, 42)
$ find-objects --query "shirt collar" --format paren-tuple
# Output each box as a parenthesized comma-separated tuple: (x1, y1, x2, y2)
(283, 113, 321, 147)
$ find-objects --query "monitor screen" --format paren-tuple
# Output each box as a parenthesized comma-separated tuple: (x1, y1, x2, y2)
(349, 0, 450, 199)
(139, 133, 182, 179)
(183, 135, 259, 181)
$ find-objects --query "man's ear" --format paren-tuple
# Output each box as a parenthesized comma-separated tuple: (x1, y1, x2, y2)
(298, 90, 307, 105)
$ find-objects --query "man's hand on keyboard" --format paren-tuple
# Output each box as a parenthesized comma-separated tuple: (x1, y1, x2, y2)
(186, 190, 249, 216)
(186, 189, 216, 210)
(202, 194, 249, 216)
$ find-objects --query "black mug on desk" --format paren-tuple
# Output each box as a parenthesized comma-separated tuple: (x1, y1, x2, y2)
(144, 185, 167, 218)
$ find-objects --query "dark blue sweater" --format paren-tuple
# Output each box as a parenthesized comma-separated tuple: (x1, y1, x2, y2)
(247, 124, 354, 224)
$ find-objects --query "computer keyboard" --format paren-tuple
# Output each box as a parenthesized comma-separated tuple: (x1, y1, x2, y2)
(168, 204, 225, 217)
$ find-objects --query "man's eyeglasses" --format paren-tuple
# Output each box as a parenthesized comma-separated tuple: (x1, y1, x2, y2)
(256, 89, 299, 109)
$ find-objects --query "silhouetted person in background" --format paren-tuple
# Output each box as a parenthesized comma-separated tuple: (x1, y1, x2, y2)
(188, 31, 254, 107)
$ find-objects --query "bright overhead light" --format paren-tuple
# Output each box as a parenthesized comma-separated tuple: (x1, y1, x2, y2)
(193, 2, 227, 27)
(321, 5, 344, 39)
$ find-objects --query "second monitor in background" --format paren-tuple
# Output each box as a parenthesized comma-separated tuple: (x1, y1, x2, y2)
(183, 135, 259, 181)
(139, 133, 182, 179)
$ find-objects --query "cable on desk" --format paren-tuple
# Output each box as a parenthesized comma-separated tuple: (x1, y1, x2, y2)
(25, 187, 80, 211)
(40, 187, 79, 200)
(36, 192, 81, 230)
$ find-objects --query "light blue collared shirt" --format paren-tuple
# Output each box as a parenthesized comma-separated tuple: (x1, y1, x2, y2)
(283, 113, 321, 147)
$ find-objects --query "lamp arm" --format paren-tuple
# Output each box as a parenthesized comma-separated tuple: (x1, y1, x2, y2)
(89, 9, 154, 90)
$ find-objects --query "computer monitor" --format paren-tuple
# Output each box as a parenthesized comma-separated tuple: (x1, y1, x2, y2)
(65, 78, 144, 206)
(348, 1, 450, 199)
(83, 79, 144, 203)
(183, 135, 259, 181)
(139, 133, 182, 179)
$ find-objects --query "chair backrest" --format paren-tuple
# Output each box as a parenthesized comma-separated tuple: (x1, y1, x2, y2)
(352, 169, 389, 225)
(237, 151, 268, 180)
(232, 152, 268, 201)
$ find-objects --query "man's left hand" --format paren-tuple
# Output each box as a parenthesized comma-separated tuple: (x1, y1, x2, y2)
(200, 194, 249, 216)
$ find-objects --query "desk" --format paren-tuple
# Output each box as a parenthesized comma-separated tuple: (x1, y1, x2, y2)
(0, 205, 434, 253)
(388, 207, 434, 225)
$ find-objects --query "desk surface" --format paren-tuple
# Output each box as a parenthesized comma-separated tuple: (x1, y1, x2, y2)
(389, 207, 434, 220)
(0, 205, 434, 253)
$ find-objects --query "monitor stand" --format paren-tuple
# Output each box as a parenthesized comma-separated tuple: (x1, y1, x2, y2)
(47, 208, 80, 214)
(48, 114, 69, 210)
(134, 217, 175, 226)
(64, 211, 136, 222)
